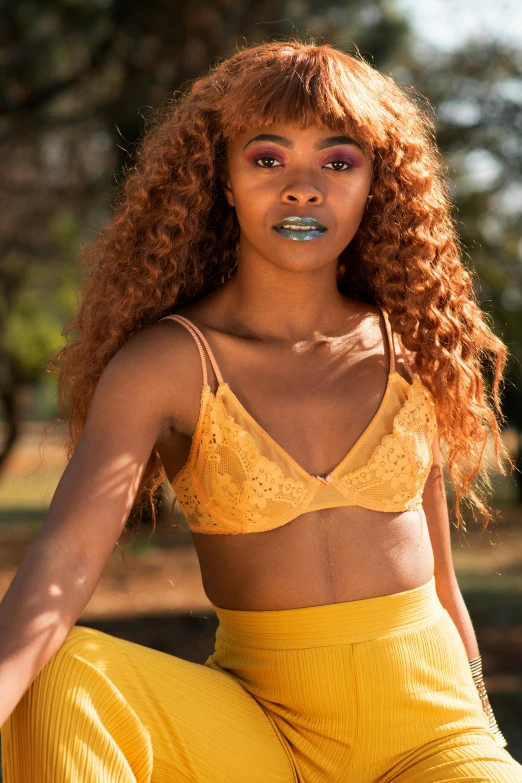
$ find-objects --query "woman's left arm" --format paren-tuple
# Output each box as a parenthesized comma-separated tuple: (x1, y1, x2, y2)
(422, 434, 479, 659)
(422, 434, 508, 748)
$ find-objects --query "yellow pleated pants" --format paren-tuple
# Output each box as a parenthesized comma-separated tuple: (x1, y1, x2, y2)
(2, 575, 522, 782)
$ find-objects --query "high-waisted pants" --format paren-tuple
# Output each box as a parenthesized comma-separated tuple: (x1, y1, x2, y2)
(2, 575, 522, 782)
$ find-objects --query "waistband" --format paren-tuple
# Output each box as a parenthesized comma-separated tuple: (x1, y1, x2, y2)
(211, 575, 443, 649)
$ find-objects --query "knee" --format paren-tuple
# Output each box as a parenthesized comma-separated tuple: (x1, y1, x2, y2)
(60, 624, 98, 652)
(5, 627, 97, 726)
(52, 624, 97, 662)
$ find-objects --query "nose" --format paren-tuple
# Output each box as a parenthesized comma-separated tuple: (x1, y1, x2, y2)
(281, 181, 324, 205)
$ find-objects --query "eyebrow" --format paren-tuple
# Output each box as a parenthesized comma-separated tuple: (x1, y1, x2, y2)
(242, 133, 364, 153)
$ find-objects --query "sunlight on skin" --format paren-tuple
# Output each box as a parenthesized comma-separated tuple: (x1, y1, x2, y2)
(216, 122, 374, 342)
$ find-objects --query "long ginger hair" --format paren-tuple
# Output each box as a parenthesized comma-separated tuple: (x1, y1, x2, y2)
(46, 38, 515, 539)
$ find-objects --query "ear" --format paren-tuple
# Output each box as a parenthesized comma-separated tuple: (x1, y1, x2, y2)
(220, 172, 235, 207)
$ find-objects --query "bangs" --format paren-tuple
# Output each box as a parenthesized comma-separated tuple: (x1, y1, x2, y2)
(213, 43, 395, 158)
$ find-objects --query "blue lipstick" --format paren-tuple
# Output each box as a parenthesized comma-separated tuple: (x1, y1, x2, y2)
(273, 216, 327, 242)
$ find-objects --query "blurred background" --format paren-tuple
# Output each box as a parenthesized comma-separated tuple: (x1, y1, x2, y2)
(1, 0, 521, 764)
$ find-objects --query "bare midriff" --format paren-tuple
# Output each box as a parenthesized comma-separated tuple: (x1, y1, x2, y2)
(190, 506, 435, 610)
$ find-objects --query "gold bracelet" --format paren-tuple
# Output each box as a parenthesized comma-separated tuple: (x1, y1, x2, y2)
(469, 656, 508, 748)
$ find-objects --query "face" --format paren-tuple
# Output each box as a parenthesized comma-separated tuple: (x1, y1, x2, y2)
(221, 122, 374, 272)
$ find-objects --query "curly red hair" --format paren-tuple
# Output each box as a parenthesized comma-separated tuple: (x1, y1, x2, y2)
(46, 39, 515, 538)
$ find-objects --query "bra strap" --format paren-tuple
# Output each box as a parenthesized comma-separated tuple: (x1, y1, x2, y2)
(159, 314, 224, 387)
(379, 306, 396, 374)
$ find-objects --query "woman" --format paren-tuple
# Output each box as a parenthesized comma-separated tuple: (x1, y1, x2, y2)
(1, 39, 521, 782)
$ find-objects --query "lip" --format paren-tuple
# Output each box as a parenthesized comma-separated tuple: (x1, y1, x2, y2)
(273, 216, 327, 231)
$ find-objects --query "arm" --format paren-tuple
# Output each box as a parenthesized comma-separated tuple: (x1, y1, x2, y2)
(397, 333, 507, 746)
(422, 435, 479, 659)
(0, 325, 179, 727)
(423, 435, 507, 747)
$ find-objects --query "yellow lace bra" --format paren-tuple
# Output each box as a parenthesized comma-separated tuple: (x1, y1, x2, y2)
(160, 308, 438, 535)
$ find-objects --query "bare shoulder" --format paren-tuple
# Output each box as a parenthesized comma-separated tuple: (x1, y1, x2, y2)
(112, 316, 210, 437)
(38, 316, 208, 556)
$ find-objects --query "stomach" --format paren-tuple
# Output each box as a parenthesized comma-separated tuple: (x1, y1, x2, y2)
(190, 505, 435, 610)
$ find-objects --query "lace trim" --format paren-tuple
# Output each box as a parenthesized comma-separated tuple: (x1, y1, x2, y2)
(334, 378, 437, 509)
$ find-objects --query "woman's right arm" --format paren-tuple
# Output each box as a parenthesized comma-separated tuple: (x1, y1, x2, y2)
(0, 324, 181, 727)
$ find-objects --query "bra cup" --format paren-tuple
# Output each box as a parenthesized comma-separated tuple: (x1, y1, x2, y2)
(333, 429, 417, 510)
(393, 379, 438, 475)
(335, 379, 437, 510)
(186, 392, 312, 533)
(392, 379, 438, 509)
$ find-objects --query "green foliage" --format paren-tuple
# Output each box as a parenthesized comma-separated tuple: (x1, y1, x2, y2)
(5, 264, 79, 380)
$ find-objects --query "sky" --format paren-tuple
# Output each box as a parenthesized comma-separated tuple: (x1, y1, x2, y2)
(395, 0, 522, 51)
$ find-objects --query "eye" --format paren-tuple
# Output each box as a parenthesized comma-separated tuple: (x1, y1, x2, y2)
(323, 158, 355, 171)
(253, 155, 283, 169)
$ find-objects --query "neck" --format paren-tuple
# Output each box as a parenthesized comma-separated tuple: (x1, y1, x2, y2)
(215, 246, 355, 343)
